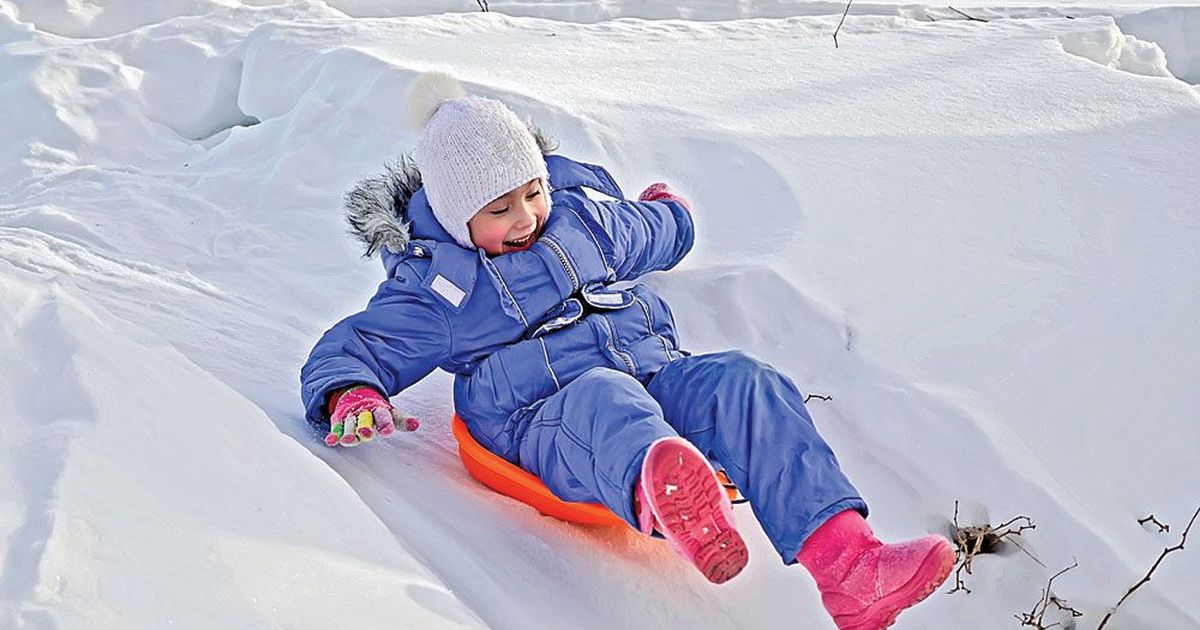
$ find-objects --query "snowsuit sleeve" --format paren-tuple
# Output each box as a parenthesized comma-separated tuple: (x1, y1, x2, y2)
(300, 275, 451, 425)
(591, 198, 694, 281)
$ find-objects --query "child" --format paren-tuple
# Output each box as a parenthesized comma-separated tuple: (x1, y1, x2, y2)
(301, 73, 954, 629)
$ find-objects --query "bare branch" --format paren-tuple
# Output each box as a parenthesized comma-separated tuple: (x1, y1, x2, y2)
(1138, 514, 1170, 533)
(1097, 506, 1200, 629)
(475, 0, 489, 11)
(948, 501, 1036, 594)
(949, 501, 972, 593)
(1049, 596, 1082, 620)
(947, 6, 988, 22)
(804, 393, 833, 403)
(833, 0, 854, 49)
(949, 562, 973, 594)
(995, 514, 1037, 537)
(1015, 559, 1081, 629)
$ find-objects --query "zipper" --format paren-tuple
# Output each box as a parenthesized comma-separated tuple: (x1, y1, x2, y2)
(599, 315, 637, 374)
(542, 235, 579, 292)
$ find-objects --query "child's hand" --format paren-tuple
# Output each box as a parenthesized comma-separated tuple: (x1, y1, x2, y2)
(326, 386, 420, 447)
(638, 182, 692, 212)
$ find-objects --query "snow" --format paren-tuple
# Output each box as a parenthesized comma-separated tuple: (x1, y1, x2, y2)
(2, 1, 1198, 629)
(1118, 7, 1200, 82)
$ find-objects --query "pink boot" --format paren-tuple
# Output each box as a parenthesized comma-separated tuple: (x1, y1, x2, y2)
(797, 510, 955, 630)
(637, 437, 748, 584)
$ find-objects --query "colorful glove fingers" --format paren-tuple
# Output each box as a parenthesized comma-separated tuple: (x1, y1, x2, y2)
(325, 385, 419, 447)
(638, 182, 692, 212)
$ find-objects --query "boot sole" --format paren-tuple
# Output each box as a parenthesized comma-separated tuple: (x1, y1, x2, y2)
(835, 538, 956, 630)
(643, 439, 749, 584)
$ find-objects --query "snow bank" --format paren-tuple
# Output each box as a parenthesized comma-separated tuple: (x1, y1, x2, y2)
(8, 0, 215, 38)
(1118, 7, 1200, 83)
(322, 0, 1184, 22)
(0, 262, 482, 628)
(2, 1, 1199, 628)
(1059, 17, 1172, 78)
(4, 0, 304, 38)
(121, 34, 260, 142)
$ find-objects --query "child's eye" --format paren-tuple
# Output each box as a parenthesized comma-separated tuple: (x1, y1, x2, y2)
(525, 190, 541, 201)
(489, 207, 508, 216)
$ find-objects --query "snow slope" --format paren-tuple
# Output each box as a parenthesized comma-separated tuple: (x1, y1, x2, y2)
(1, 1, 1198, 628)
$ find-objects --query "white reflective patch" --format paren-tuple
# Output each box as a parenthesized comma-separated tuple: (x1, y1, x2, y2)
(588, 292, 625, 306)
(431, 274, 466, 307)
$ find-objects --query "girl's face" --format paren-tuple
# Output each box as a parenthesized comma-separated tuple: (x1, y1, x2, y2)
(467, 178, 549, 255)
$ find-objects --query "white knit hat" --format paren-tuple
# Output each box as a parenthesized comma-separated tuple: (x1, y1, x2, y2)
(407, 72, 549, 249)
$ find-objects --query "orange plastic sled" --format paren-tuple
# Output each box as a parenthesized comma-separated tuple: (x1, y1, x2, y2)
(451, 414, 739, 526)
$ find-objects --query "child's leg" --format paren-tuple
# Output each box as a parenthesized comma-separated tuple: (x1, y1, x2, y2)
(637, 436, 749, 583)
(647, 351, 954, 627)
(508, 366, 748, 582)
(797, 510, 954, 629)
(645, 350, 868, 564)
(508, 366, 677, 526)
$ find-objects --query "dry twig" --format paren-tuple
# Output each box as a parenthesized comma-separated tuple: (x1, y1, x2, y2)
(947, 6, 988, 22)
(1138, 514, 1170, 533)
(949, 501, 1037, 594)
(1097, 506, 1200, 629)
(833, 0, 854, 48)
(804, 393, 833, 403)
(475, 0, 489, 11)
(1015, 559, 1083, 629)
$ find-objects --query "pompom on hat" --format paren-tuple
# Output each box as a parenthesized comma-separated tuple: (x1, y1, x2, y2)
(408, 72, 549, 249)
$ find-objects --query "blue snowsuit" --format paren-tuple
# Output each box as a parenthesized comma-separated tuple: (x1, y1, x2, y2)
(301, 152, 866, 563)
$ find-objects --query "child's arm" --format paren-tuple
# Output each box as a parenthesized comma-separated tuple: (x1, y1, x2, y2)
(300, 275, 451, 426)
(589, 184, 694, 281)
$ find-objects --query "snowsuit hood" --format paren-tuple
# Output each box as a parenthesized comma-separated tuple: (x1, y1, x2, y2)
(343, 127, 559, 260)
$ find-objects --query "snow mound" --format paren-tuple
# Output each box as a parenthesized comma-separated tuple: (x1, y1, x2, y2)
(3, 2, 1200, 628)
(1118, 7, 1200, 83)
(1058, 19, 1172, 79)
(8, 0, 223, 38)
(325, 0, 903, 21)
(0, 260, 482, 628)
(120, 35, 260, 142)
(321, 0, 1146, 23)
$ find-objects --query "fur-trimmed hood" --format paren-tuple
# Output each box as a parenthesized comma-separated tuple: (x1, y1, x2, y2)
(344, 127, 558, 258)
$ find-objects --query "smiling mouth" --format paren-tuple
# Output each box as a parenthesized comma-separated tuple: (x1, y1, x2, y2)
(504, 219, 543, 250)
(504, 232, 534, 248)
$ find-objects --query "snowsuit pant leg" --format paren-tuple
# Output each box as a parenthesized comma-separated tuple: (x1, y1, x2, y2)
(646, 350, 868, 564)
(511, 366, 678, 527)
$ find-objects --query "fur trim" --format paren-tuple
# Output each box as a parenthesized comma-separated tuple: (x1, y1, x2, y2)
(344, 156, 421, 257)
(343, 126, 557, 258)
(406, 72, 467, 133)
